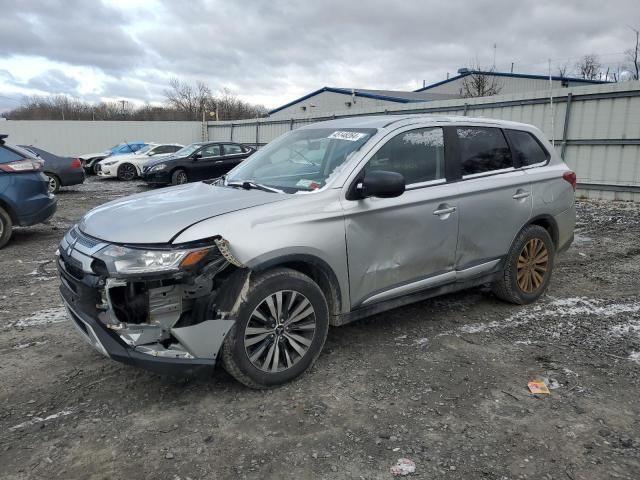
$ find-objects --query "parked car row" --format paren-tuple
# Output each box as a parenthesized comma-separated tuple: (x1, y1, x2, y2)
(79, 140, 256, 186)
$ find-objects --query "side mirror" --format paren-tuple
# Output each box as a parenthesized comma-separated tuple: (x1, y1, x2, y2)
(356, 170, 405, 199)
(193, 153, 203, 160)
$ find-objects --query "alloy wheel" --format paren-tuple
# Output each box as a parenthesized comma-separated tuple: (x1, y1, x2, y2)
(176, 171, 188, 184)
(119, 164, 136, 180)
(47, 175, 58, 193)
(517, 238, 549, 293)
(243, 290, 317, 372)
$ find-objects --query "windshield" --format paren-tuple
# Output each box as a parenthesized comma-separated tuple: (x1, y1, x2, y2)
(173, 143, 201, 157)
(226, 128, 376, 193)
(134, 144, 154, 154)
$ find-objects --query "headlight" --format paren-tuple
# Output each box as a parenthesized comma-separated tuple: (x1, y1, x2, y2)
(102, 160, 117, 166)
(95, 245, 212, 274)
(149, 164, 166, 172)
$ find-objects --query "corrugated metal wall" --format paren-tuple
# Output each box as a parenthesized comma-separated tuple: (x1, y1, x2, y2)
(208, 82, 640, 199)
(0, 120, 204, 156)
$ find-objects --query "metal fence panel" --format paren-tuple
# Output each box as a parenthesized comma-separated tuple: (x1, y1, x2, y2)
(0, 120, 203, 156)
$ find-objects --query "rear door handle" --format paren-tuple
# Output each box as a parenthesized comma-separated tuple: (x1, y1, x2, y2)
(215, 160, 224, 164)
(512, 191, 531, 200)
(433, 206, 457, 216)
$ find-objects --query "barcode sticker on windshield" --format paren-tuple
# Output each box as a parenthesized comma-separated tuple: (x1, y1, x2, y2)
(328, 131, 367, 142)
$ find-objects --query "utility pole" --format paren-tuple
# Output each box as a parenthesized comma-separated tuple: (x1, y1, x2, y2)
(493, 43, 497, 69)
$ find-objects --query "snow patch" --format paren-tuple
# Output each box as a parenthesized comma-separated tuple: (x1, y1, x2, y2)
(13, 307, 67, 328)
(442, 297, 640, 337)
(629, 352, 640, 364)
(9, 409, 74, 431)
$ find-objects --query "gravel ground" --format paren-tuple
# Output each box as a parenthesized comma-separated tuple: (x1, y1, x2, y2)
(1, 177, 639, 480)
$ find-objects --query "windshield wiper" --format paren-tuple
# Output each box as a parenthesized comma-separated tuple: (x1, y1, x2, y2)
(226, 180, 282, 193)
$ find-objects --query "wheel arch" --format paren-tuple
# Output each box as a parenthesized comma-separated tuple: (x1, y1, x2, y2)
(527, 214, 559, 249)
(0, 197, 17, 223)
(251, 254, 343, 317)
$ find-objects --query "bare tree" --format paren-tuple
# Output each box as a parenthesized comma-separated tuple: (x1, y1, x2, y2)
(575, 54, 602, 80)
(625, 27, 639, 80)
(459, 66, 503, 98)
(557, 62, 570, 79)
(6, 81, 267, 121)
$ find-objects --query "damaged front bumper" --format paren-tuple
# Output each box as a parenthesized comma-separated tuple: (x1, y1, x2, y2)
(57, 226, 235, 376)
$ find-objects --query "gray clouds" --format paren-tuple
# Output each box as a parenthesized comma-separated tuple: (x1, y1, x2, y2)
(0, 0, 638, 108)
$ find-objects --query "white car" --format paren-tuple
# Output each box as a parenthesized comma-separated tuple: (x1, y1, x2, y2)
(96, 143, 183, 180)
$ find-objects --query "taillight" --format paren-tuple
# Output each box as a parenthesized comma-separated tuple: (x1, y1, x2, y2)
(562, 171, 577, 191)
(71, 158, 82, 169)
(0, 159, 44, 172)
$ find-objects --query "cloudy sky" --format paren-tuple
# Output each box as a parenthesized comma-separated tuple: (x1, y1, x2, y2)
(0, 0, 638, 112)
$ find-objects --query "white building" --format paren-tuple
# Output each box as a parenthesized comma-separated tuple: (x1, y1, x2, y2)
(415, 68, 607, 96)
(268, 87, 457, 118)
(268, 69, 608, 118)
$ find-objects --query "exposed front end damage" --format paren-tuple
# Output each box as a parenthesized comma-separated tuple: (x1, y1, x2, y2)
(57, 225, 242, 375)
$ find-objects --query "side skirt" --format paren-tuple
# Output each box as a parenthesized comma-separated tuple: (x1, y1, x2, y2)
(331, 272, 500, 327)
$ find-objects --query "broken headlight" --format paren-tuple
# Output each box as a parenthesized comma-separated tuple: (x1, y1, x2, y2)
(95, 245, 211, 275)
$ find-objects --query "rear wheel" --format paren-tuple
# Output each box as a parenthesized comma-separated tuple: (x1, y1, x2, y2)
(117, 163, 137, 181)
(171, 169, 188, 185)
(45, 173, 60, 194)
(221, 268, 329, 389)
(0, 206, 13, 249)
(492, 225, 554, 304)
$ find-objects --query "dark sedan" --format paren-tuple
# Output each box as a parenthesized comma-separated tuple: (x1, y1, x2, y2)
(20, 145, 85, 193)
(141, 142, 255, 186)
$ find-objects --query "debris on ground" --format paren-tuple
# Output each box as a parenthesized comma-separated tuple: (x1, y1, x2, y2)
(528, 379, 550, 395)
(390, 458, 416, 476)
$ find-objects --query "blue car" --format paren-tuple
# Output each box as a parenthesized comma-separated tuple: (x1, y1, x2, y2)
(0, 134, 57, 249)
(79, 141, 147, 175)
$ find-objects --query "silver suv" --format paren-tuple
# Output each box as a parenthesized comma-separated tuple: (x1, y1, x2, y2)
(58, 115, 576, 388)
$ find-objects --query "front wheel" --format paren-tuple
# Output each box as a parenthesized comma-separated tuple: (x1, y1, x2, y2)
(0, 206, 13, 249)
(171, 169, 188, 185)
(117, 163, 137, 181)
(492, 224, 555, 304)
(221, 268, 329, 389)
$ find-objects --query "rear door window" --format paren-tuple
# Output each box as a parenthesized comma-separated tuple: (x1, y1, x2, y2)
(456, 127, 513, 176)
(200, 145, 221, 158)
(223, 144, 243, 155)
(365, 127, 445, 185)
(0, 146, 24, 164)
(505, 129, 549, 167)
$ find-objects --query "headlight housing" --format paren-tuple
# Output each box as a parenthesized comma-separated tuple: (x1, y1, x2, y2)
(102, 160, 117, 166)
(94, 245, 212, 274)
(149, 163, 166, 172)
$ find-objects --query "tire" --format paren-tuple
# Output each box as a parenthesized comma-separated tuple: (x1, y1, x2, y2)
(117, 163, 137, 181)
(492, 225, 555, 305)
(45, 173, 60, 194)
(0, 206, 13, 249)
(171, 169, 188, 185)
(221, 268, 330, 389)
(92, 162, 101, 175)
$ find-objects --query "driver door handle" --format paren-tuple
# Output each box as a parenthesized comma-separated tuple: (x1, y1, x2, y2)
(433, 205, 457, 216)
(512, 191, 531, 200)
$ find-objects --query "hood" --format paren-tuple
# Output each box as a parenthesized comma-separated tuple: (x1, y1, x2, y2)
(79, 182, 287, 244)
(79, 150, 109, 160)
(144, 153, 186, 168)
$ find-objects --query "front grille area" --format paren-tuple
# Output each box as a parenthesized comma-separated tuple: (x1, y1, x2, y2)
(73, 227, 102, 249)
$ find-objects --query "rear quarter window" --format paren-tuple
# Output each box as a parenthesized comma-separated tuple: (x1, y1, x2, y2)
(0, 145, 26, 164)
(505, 129, 549, 167)
(456, 127, 513, 176)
